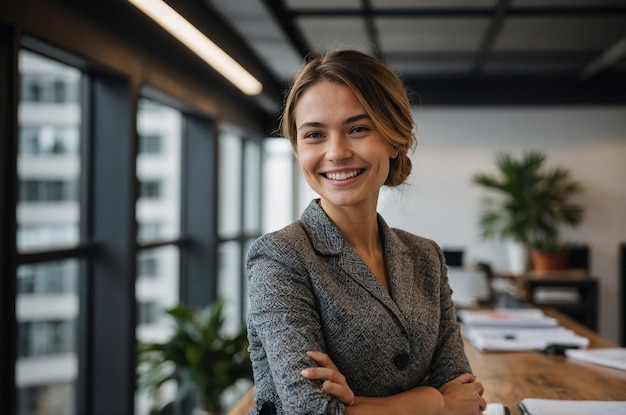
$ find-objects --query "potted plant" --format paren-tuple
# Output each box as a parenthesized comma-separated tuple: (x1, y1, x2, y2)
(136, 298, 252, 415)
(472, 151, 585, 272)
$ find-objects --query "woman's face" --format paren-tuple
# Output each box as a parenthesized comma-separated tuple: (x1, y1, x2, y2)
(294, 81, 398, 211)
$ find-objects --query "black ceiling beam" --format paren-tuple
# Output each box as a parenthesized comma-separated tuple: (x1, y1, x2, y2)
(261, 0, 312, 58)
(403, 73, 626, 106)
(361, 0, 382, 60)
(580, 36, 626, 81)
(291, 5, 626, 18)
(472, 0, 512, 75)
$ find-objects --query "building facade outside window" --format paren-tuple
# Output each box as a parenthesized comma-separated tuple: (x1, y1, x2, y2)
(15, 49, 82, 415)
(134, 98, 183, 414)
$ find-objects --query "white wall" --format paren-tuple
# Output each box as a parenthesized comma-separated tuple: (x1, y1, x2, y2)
(376, 106, 626, 344)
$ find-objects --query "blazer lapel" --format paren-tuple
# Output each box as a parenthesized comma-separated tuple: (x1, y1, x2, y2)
(299, 200, 412, 331)
(381, 221, 415, 328)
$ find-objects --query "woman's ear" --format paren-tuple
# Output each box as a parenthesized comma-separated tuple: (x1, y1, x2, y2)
(390, 146, 400, 159)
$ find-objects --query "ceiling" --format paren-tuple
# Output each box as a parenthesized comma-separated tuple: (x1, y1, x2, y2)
(200, 0, 626, 108)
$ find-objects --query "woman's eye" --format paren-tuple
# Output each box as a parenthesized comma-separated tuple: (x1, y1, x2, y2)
(350, 126, 370, 134)
(303, 131, 322, 139)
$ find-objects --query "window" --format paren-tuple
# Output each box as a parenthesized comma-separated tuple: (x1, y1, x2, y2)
(19, 126, 79, 155)
(15, 49, 83, 415)
(135, 98, 183, 415)
(137, 302, 161, 325)
(139, 134, 162, 154)
(17, 51, 82, 253)
(6, 34, 253, 415)
(218, 132, 242, 238)
(18, 320, 76, 358)
(18, 383, 75, 415)
(139, 180, 161, 199)
(137, 222, 162, 242)
(138, 251, 160, 279)
(20, 72, 80, 103)
(17, 260, 77, 295)
(262, 138, 295, 233)
(217, 131, 264, 334)
(19, 180, 77, 202)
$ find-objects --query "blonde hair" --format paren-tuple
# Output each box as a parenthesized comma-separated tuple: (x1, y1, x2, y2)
(279, 49, 416, 186)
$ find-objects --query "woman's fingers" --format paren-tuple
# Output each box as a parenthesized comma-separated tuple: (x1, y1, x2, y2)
(322, 380, 354, 406)
(301, 351, 355, 406)
(306, 351, 338, 369)
(300, 366, 336, 381)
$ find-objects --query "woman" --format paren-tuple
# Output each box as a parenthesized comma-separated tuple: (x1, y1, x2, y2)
(246, 49, 485, 415)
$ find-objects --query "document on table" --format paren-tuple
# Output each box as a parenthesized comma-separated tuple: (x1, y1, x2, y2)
(519, 398, 626, 415)
(462, 326, 589, 351)
(457, 309, 559, 328)
(565, 347, 626, 371)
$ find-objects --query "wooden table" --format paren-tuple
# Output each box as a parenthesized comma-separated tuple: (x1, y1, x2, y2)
(228, 308, 626, 415)
(468, 308, 626, 414)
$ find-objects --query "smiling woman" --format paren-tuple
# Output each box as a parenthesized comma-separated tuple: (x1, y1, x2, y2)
(245, 49, 487, 415)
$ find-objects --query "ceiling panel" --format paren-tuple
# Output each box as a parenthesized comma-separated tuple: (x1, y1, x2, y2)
(484, 53, 595, 74)
(297, 17, 373, 54)
(495, 16, 626, 51)
(386, 55, 475, 76)
(377, 17, 489, 53)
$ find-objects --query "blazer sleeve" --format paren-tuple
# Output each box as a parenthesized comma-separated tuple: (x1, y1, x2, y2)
(247, 232, 345, 415)
(427, 242, 472, 388)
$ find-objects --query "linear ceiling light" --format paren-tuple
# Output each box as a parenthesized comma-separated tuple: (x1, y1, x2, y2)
(128, 0, 263, 96)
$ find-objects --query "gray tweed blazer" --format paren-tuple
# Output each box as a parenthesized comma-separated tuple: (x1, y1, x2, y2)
(246, 200, 471, 415)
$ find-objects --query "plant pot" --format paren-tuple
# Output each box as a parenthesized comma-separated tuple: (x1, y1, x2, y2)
(507, 241, 528, 275)
(531, 249, 569, 271)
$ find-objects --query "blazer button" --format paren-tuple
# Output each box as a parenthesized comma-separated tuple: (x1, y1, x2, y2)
(393, 352, 409, 370)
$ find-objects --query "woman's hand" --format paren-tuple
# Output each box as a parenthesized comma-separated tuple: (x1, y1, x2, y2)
(439, 373, 486, 415)
(300, 351, 356, 407)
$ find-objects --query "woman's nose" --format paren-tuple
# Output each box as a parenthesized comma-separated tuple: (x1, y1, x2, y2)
(326, 135, 351, 162)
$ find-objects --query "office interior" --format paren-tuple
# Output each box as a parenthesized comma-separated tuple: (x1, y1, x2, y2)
(1, 1, 625, 414)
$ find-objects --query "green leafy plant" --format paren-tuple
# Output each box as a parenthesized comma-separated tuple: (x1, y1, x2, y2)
(136, 298, 252, 414)
(472, 151, 585, 252)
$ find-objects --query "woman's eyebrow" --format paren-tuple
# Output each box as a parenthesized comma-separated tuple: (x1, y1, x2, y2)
(298, 114, 371, 131)
(342, 114, 370, 125)
(298, 121, 324, 131)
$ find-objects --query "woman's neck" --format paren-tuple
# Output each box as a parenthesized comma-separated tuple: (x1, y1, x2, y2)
(320, 198, 381, 257)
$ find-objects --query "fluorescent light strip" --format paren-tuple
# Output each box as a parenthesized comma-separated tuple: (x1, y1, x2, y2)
(129, 0, 263, 96)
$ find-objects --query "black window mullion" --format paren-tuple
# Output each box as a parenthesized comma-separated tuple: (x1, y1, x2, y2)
(180, 114, 218, 308)
(89, 72, 137, 415)
(77, 70, 93, 415)
(0, 23, 19, 415)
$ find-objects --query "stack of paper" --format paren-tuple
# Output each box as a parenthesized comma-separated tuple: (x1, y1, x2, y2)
(565, 347, 626, 371)
(463, 326, 589, 352)
(519, 398, 626, 415)
(457, 309, 559, 328)
(458, 309, 589, 352)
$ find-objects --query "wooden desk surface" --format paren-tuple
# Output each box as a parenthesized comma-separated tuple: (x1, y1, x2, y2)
(228, 308, 626, 415)
(468, 308, 626, 415)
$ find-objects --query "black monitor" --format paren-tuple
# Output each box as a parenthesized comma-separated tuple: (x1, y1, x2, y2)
(443, 249, 464, 267)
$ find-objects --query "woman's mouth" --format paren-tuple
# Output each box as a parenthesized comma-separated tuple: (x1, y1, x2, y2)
(323, 169, 364, 181)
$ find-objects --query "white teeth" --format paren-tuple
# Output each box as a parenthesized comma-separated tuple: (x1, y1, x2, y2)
(326, 170, 360, 181)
